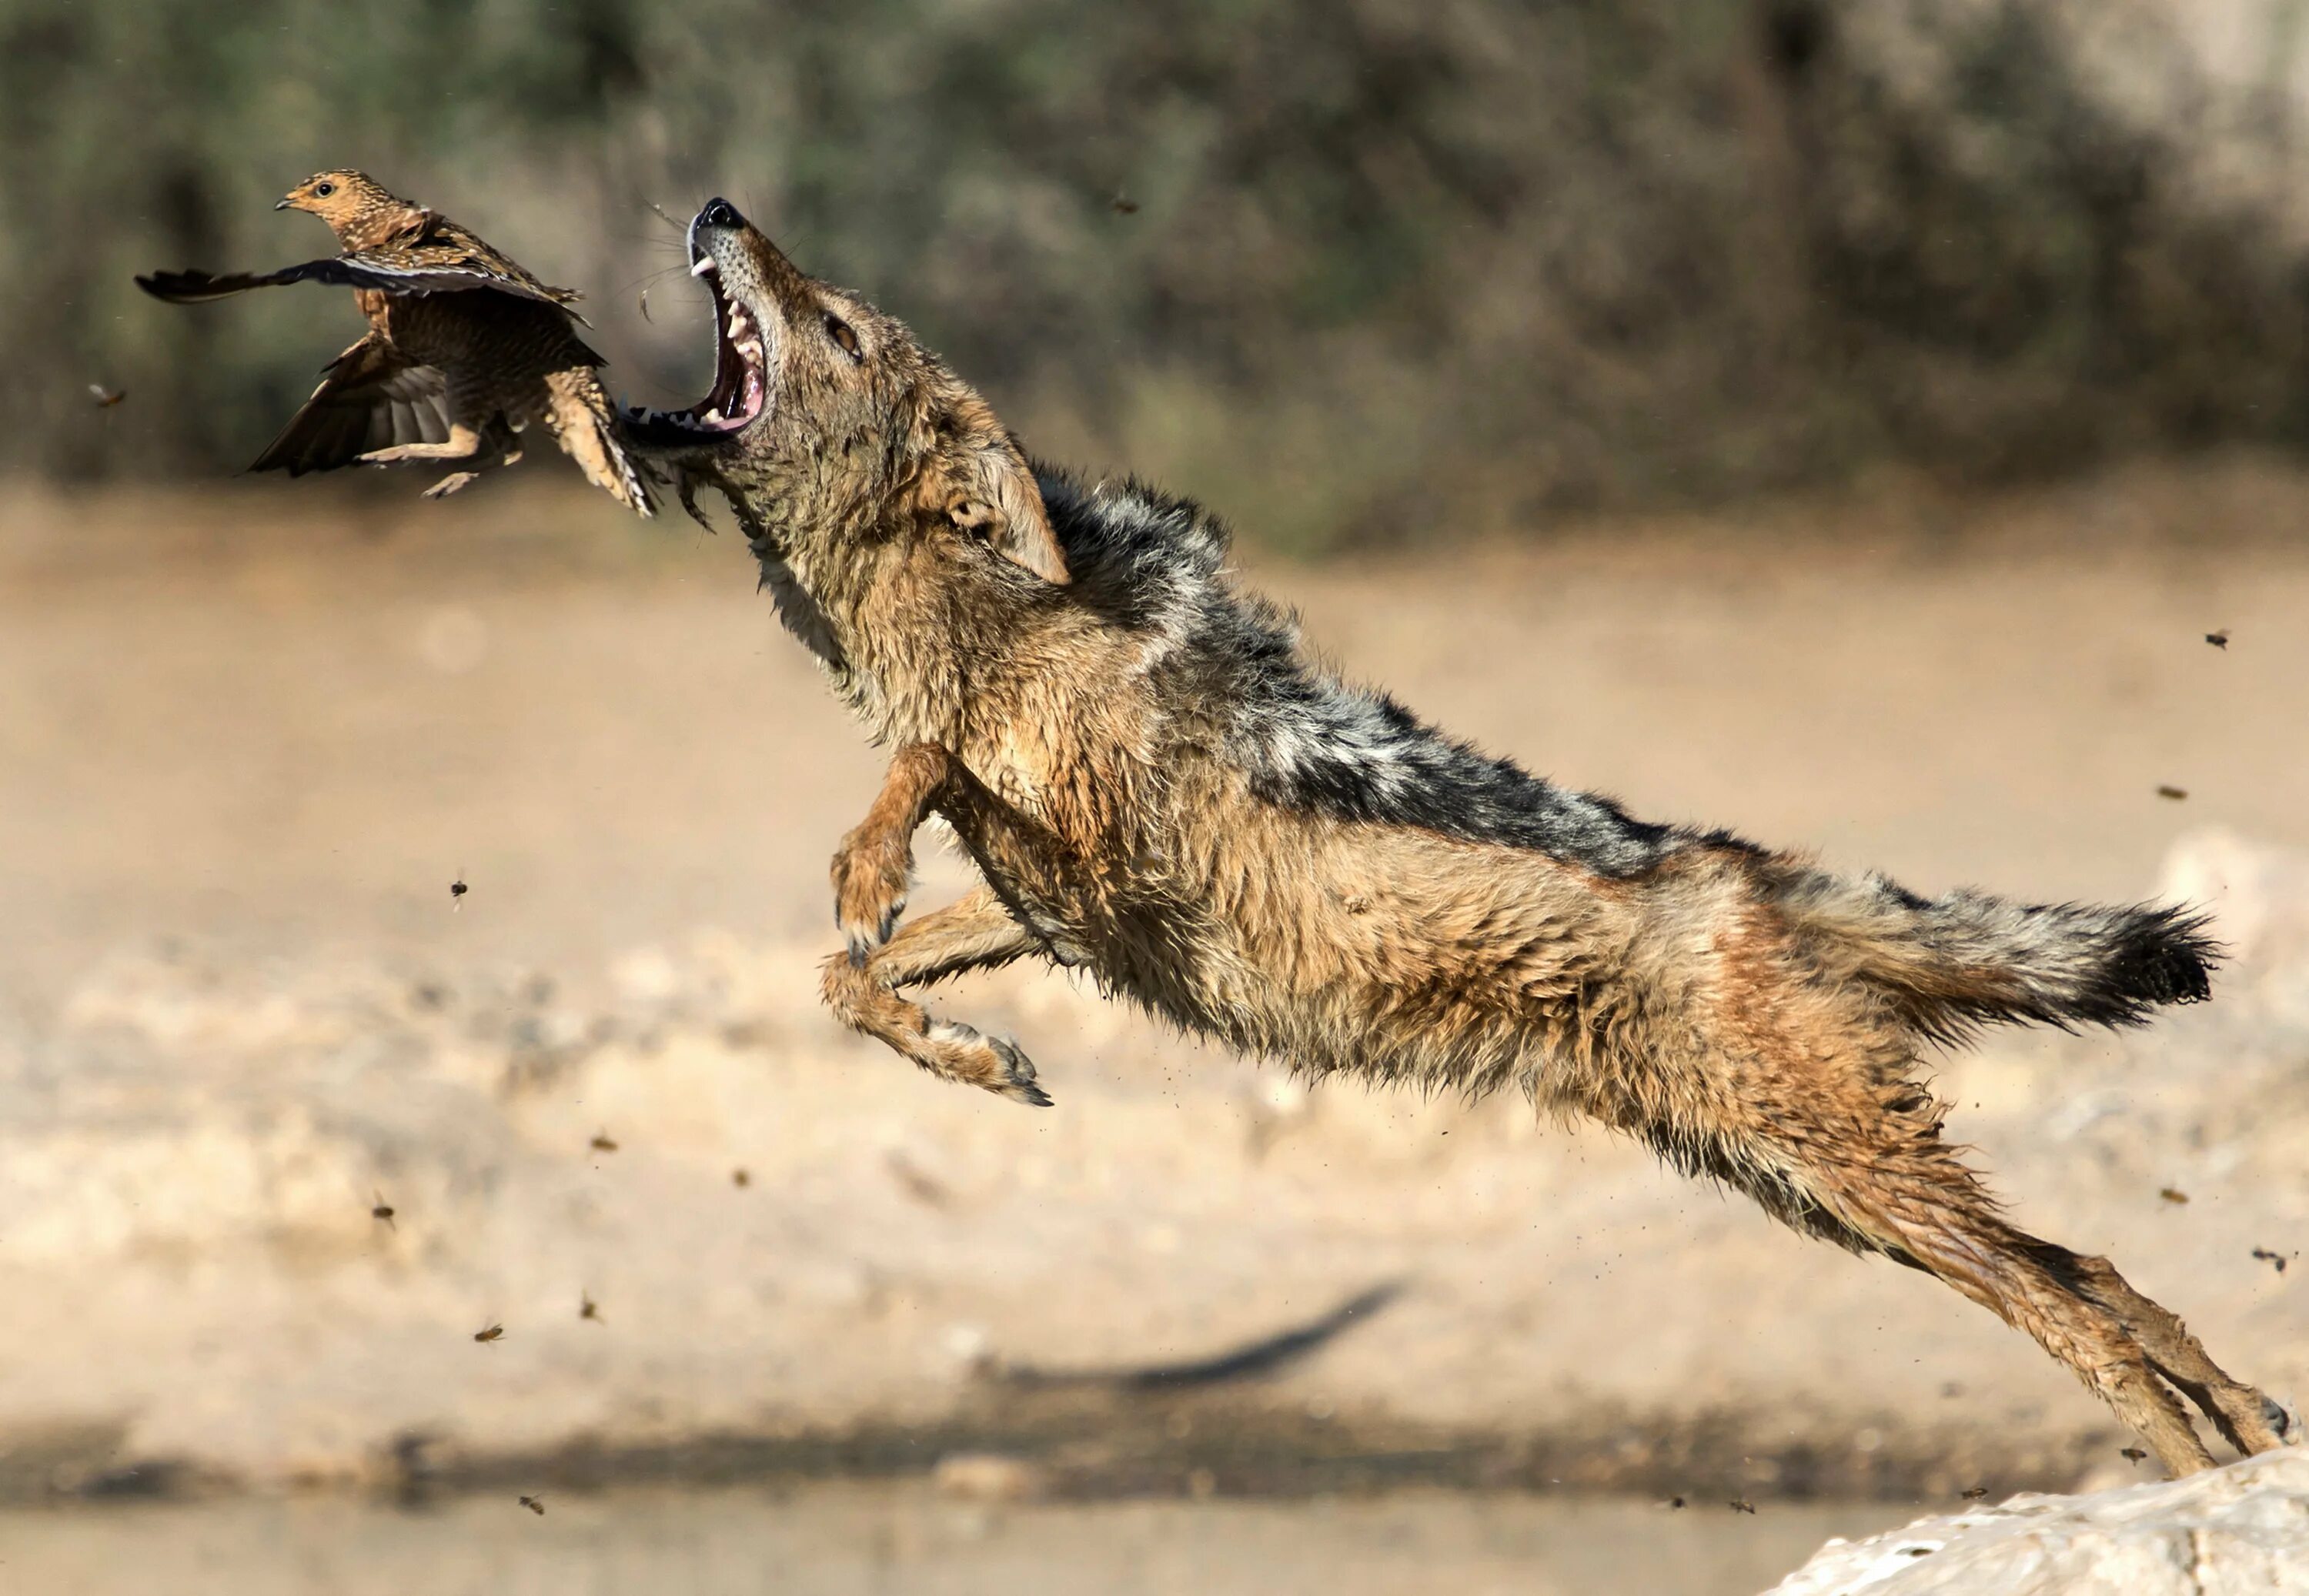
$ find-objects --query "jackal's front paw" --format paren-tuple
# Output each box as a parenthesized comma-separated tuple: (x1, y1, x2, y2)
(924, 1020, 1052, 1107)
(830, 827, 912, 965)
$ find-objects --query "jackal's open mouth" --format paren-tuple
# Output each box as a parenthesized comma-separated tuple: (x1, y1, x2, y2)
(623, 249, 768, 446)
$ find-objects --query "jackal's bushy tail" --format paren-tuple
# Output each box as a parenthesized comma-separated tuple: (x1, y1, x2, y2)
(1778, 870, 2217, 1038)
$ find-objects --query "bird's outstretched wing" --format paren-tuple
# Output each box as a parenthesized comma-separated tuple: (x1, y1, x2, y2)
(138, 255, 578, 310)
(405, 214, 586, 309)
(250, 332, 452, 476)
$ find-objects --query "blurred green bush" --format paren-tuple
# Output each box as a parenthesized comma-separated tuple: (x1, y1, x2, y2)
(10, 0, 2307, 545)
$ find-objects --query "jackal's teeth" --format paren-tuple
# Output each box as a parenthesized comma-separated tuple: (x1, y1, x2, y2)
(690, 255, 717, 277)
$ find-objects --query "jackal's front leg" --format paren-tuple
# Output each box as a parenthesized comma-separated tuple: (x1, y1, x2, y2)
(830, 743, 955, 965)
(830, 741, 1081, 959)
(820, 886, 1049, 1105)
(827, 743, 1077, 1104)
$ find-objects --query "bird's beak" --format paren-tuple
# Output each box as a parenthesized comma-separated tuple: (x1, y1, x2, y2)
(274, 199, 292, 210)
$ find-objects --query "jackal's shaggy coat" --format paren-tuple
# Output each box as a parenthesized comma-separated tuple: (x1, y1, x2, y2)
(630, 198, 2287, 1476)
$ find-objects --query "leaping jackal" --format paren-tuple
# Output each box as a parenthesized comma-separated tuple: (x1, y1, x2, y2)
(627, 196, 2290, 1477)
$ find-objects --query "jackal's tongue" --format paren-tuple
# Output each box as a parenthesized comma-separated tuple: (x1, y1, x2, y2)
(621, 272, 767, 439)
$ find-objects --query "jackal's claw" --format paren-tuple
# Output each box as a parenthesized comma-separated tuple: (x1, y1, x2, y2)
(843, 913, 895, 970)
(985, 1033, 1052, 1108)
(924, 1020, 1052, 1107)
(830, 830, 911, 958)
(2265, 1394, 2298, 1442)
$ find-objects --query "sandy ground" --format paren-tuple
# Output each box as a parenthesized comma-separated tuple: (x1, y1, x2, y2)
(0, 1486, 1916, 1596)
(2, 457, 2308, 1588)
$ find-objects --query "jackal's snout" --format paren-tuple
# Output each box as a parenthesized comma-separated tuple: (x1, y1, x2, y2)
(684, 197, 752, 272)
(624, 195, 917, 472)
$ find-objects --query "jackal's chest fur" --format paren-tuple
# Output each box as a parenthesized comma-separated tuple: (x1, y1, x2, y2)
(941, 712, 1641, 1100)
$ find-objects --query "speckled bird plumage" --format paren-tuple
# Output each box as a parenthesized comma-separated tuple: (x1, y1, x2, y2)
(136, 170, 651, 513)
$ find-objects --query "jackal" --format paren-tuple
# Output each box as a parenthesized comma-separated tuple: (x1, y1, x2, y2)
(628, 197, 2287, 1475)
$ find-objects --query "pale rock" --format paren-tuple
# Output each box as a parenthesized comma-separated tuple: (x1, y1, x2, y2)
(1767, 1450, 2309, 1595)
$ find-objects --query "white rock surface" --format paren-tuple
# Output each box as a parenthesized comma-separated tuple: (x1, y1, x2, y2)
(1767, 1449, 2309, 1594)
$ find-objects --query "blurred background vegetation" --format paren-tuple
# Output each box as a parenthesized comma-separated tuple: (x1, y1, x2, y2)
(12, 0, 2309, 548)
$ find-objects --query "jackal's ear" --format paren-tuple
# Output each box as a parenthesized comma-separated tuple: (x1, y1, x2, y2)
(933, 414, 1070, 586)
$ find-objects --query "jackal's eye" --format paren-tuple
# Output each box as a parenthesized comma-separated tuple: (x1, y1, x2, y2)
(824, 314, 861, 361)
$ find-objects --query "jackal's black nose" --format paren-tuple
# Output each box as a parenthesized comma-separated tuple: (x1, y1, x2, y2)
(699, 197, 745, 229)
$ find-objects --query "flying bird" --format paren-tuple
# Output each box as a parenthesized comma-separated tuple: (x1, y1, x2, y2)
(136, 170, 652, 513)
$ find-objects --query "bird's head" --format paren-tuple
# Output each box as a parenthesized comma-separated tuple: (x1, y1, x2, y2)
(276, 170, 398, 233)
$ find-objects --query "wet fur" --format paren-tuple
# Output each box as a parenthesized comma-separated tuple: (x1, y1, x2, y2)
(633, 202, 2284, 1477)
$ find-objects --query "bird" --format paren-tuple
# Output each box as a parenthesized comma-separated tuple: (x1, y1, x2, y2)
(136, 170, 653, 514)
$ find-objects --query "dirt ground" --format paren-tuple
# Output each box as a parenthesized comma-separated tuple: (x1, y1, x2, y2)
(2, 456, 2307, 1589)
(0, 1484, 1906, 1596)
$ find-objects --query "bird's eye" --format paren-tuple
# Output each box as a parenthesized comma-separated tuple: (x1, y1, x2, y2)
(315, 182, 335, 197)
(824, 315, 860, 360)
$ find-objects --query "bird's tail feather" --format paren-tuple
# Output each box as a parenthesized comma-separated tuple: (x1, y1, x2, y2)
(542, 368, 654, 517)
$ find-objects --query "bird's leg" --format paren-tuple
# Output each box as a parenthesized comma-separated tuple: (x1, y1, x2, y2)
(360, 422, 484, 466)
(486, 415, 523, 469)
(421, 471, 484, 499)
(410, 420, 520, 498)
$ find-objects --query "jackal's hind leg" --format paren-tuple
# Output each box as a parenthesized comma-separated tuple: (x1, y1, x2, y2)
(1771, 1130, 2283, 1474)
(2061, 1252, 2291, 1457)
(820, 887, 1048, 1105)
